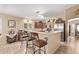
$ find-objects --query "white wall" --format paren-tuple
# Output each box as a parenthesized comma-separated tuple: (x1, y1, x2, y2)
(70, 24, 75, 37)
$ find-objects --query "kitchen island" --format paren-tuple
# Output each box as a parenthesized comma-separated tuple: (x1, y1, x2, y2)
(23, 29, 61, 54)
(38, 31, 61, 54)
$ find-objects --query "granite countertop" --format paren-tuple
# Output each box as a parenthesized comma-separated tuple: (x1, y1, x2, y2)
(22, 29, 61, 35)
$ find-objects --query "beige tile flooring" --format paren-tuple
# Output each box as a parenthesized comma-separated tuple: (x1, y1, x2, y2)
(55, 36, 79, 54)
(0, 36, 79, 54)
(0, 41, 35, 54)
(0, 41, 26, 54)
(0, 41, 45, 54)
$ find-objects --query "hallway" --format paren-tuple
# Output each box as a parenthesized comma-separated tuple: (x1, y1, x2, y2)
(55, 36, 79, 54)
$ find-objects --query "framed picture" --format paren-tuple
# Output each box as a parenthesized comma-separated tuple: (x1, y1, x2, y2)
(24, 23, 27, 28)
(8, 20, 16, 28)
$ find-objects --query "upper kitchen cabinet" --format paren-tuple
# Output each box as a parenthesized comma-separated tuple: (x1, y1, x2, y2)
(34, 21, 46, 29)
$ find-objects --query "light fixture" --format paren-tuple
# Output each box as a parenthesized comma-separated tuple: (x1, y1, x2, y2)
(38, 15, 44, 19)
(35, 10, 45, 20)
(24, 17, 32, 23)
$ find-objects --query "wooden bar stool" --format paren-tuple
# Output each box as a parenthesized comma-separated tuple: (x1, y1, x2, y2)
(31, 32, 39, 40)
(24, 32, 38, 53)
(18, 30, 29, 48)
(26, 32, 38, 48)
(33, 37, 48, 54)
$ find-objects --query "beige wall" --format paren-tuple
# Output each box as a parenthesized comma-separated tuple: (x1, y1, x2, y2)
(1, 14, 22, 34)
(0, 14, 35, 39)
(18, 18, 35, 30)
(0, 13, 23, 45)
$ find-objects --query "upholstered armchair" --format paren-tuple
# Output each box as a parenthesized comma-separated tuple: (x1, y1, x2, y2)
(6, 29, 17, 43)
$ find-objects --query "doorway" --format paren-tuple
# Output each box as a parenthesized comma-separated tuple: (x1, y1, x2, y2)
(75, 24, 79, 38)
(67, 18, 79, 45)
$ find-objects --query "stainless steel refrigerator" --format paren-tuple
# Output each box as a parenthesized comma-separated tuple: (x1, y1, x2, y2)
(54, 18, 65, 42)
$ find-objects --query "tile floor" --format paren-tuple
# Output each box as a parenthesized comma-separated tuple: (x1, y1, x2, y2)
(0, 41, 45, 54)
(55, 36, 79, 54)
(0, 36, 79, 54)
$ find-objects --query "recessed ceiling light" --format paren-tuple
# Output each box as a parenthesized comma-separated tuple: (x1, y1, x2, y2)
(38, 15, 44, 19)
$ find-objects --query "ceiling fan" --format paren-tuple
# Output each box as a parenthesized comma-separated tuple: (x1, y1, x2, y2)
(35, 10, 45, 20)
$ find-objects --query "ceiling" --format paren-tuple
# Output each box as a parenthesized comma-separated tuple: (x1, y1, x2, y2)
(0, 4, 76, 19)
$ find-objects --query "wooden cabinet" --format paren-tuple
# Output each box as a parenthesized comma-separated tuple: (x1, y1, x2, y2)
(34, 21, 46, 29)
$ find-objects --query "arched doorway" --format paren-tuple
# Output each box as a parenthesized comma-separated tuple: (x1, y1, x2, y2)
(67, 18, 79, 41)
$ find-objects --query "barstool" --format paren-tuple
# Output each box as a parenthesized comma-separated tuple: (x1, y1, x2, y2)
(26, 32, 38, 48)
(31, 32, 39, 40)
(24, 32, 39, 53)
(18, 30, 29, 48)
(32, 34, 48, 54)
